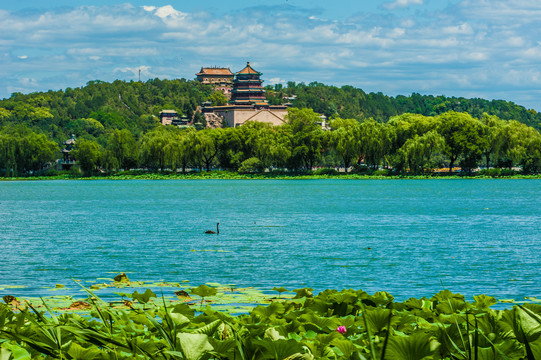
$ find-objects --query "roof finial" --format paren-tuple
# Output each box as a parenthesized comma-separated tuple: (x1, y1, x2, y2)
(247, 61, 250, 66)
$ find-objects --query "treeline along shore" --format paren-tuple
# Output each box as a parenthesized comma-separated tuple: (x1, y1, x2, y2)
(0, 79, 540, 177)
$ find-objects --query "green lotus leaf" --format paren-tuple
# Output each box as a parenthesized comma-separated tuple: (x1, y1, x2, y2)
(169, 312, 190, 327)
(190, 284, 217, 298)
(385, 332, 440, 360)
(1, 342, 32, 360)
(113, 292, 133, 298)
(176, 333, 214, 360)
(254, 338, 310, 360)
(265, 327, 286, 341)
(473, 294, 498, 310)
(131, 289, 157, 304)
(293, 288, 314, 299)
(67, 342, 103, 359)
(330, 338, 361, 359)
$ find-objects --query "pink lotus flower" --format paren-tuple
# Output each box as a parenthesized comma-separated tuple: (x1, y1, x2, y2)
(336, 326, 347, 334)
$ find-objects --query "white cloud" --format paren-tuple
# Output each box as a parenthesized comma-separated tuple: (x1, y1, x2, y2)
(114, 66, 152, 77)
(442, 23, 473, 35)
(268, 77, 286, 86)
(383, 0, 423, 10)
(459, 0, 541, 22)
(0, 2, 541, 110)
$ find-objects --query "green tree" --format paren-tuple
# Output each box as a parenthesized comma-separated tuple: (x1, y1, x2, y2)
(258, 125, 291, 170)
(163, 128, 189, 172)
(500, 120, 541, 170)
(73, 139, 102, 176)
(359, 118, 391, 168)
(21, 132, 59, 173)
(0, 132, 18, 176)
(189, 128, 223, 172)
(329, 117, 361, 171)
(107, 129, 137, 170)
(387, 113, 437, 153)
(479, 113, 506, 169)
(138, 127, 173, 170)
(520, 130, 541, 173)
(216, 127, 243, 170)
(207, 91, 228, 106)
(398, 131, 445, 173)
(285, 108, 324, 171)
(0, 107, 12, 120)
(0, 128, 58, 176)
(437, 111, 484, 172)
(68, 118, 105, 137)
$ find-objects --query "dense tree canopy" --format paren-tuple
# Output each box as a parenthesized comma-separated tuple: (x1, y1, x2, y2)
(0, 78, 540, 176)
(266, 82, 541, 131)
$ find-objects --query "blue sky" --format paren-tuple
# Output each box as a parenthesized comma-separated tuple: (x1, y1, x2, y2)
(2, 0, 541, 111)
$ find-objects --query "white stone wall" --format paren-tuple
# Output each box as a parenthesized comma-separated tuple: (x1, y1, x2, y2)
(214, 108, 288, 127)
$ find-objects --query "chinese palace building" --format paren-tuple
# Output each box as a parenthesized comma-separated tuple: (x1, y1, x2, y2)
(200, 62, 288, 128)
(195, 67, 234, 96)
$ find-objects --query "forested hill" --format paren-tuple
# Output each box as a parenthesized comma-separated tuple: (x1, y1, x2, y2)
(0, 79, 212, 143)
(0, 79, 540, 144)
(266, 82, 541, 131)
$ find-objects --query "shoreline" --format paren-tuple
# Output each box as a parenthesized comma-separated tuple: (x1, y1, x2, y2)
(1, 172, 540, 181)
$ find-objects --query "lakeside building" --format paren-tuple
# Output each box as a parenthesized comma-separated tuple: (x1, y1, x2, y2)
(195, 67, 234, 97)
(201, 62, 289, 128)
(57, 135, 77, 170)
(159, 110, 190, 127)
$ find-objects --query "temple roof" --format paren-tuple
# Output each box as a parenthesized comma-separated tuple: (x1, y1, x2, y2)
(196, 67, 234, 76)
(236, 62, 261, 75)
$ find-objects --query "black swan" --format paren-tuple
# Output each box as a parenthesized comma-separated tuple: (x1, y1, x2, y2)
(205, 222, 220, 234)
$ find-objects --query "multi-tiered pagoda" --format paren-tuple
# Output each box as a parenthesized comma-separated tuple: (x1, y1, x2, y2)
(230, 62, 268, 107)
(200, 61, 289, 128)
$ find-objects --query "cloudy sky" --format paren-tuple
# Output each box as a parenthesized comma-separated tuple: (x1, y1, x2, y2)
(2, 0, 541, 110)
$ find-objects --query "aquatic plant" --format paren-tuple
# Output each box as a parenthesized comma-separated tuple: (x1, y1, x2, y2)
(1, 287, 541, 359)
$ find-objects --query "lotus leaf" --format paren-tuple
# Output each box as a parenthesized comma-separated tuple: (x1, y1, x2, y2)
(176, 333, 214, 360)
(131, 289, 157, 304)
(0, 342, 31, 360)
(190, 284, 217, 299)
(473, 294, 498, 310)
(293, 288, 314, 299)
(385, 332, 440, 360)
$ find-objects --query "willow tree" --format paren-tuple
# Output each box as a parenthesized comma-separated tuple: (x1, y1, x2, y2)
(285, 108, 325, 171)
(73, 139, 102, 176)
(479, 113, 506, 169)
(359, 118, 391, 168)
(500, 120, 541, 170)
(398, 130, 445, 173)
(387, 113, 437, 153)
(0, 129, 58, 176)
(437, 111, 484, 172)
(256, 124, 291, 169)
(138, 127, 173, 170)
(329, 117, 361, 172)
(196, 128, 223, 172)
(107, 129, 137, 170)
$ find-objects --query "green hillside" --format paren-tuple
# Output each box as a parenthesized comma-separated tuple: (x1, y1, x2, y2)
(266, 82, 541, 131)
(0, 78, 540, 177)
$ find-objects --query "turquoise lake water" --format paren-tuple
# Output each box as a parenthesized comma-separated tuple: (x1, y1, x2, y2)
(0, 179, 539, 301)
